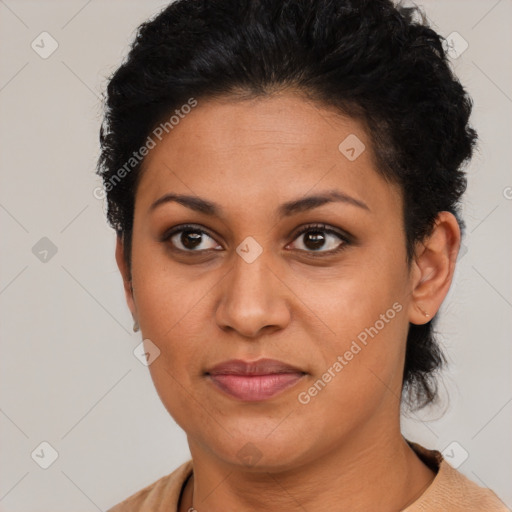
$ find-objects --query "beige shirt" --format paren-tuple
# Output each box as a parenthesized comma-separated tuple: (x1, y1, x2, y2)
(106, 442, 508, 511)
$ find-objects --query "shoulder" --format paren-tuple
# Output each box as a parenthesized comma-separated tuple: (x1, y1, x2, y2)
(106, 460, 193, 512)
(405, 442, 508, 511)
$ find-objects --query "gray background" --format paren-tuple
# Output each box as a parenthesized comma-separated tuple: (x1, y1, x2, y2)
(0, 0, 510, 510)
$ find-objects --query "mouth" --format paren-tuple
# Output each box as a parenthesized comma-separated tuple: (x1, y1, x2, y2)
(205, 358, 307, 402)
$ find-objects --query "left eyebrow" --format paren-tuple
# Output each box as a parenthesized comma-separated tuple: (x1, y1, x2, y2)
(149, 189, 370, 217)
(278, 190, 370, 216)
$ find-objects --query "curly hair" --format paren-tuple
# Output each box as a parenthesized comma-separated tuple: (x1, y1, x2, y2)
(97, 0, 477, 410)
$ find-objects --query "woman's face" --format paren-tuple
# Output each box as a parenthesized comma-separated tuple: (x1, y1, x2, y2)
(122, 92, 418, 470)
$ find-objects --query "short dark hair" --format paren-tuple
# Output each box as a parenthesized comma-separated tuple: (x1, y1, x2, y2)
(97, 0, 477, 410)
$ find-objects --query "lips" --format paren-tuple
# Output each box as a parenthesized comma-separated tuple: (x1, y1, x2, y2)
(207, 358, 305, 376)
(205, 358, 306, 401)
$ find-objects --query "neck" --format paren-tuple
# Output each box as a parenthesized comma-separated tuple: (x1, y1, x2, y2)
(179, 424, 435, 512)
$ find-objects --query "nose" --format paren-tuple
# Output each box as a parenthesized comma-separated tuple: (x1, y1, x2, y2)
(214, 251, 292, 339)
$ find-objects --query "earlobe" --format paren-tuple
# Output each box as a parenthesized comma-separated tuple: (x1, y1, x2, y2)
(115, 234, 137, 318)
(408, 212, 461, 325)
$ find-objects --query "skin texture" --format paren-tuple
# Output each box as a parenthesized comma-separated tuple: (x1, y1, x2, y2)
(115, 92, 461, 511)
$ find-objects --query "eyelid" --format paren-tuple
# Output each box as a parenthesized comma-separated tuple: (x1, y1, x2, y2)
(161, 222, 353, 254)
(289, 222, 352, 244)
(160, 223, 223, 249)
(285, 222, 352, 256)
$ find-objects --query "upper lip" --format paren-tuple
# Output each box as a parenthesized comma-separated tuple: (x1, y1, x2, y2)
(206, 358, 306, 376)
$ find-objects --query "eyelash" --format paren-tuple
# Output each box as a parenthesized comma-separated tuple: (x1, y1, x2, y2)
(161, 223, 352, 257)
(290, 223, 351, 256)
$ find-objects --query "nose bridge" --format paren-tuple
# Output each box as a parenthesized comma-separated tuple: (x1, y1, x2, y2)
(231, 246, 273, 302)
(215, 243, 290, 337)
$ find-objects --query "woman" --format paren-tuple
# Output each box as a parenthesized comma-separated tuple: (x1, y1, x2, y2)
(98, 0, 507, 510)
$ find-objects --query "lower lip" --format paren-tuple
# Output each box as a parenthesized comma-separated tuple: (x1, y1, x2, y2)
(208, 373, 305, 401)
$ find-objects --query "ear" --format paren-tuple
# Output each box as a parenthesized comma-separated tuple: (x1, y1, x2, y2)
(115, 234, 136, 318)
(408, 211, 461, 325)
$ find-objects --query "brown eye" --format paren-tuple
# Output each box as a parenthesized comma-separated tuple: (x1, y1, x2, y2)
(163, 225, 221, 252)
(288, 223, 349, 254)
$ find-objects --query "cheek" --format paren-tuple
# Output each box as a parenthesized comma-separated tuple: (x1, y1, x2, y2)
(295, 256, 410, 404)
(294, 297, 408, 431)
(296, 254, 408, 346)
(129, 241, 211, 389)
(133, 271, 208, 375)
(132, 266, 210, 429)
(130, 233, 207, 337)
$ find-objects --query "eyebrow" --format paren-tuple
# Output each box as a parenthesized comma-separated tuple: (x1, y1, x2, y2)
(149, 190, 370, 217)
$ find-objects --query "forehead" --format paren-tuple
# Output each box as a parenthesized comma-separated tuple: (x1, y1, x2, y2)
(136, 92, 401, 220)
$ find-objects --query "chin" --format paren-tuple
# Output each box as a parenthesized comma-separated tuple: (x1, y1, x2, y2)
(197, 423, 316, 472)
